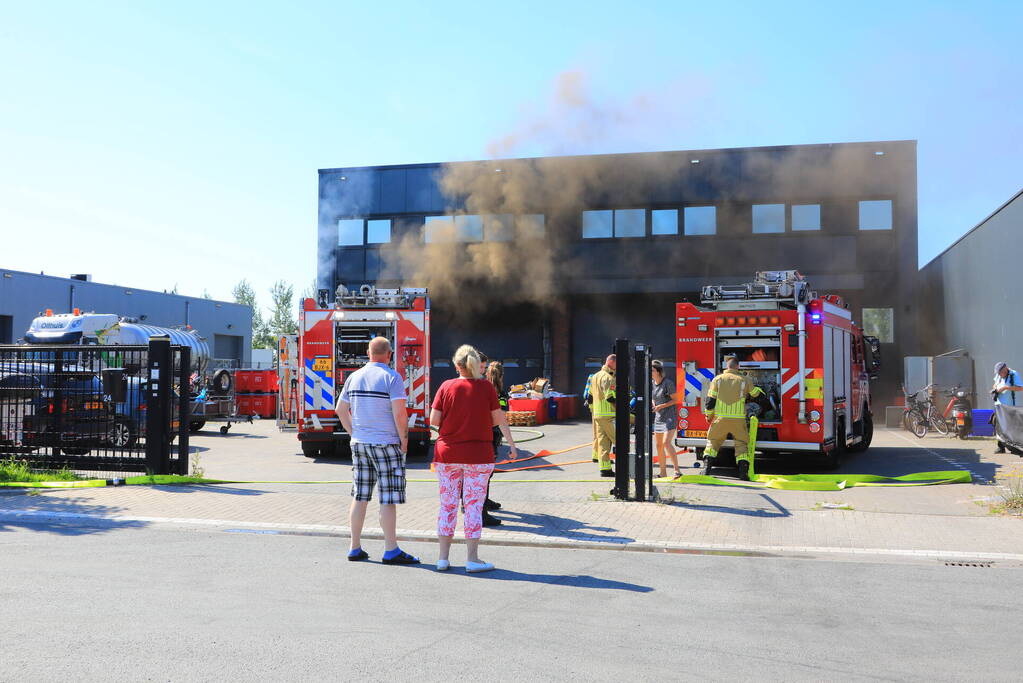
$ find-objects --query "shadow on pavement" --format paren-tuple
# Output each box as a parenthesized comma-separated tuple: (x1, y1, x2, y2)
(0, 496, 148, 536)
(470, 570, 654, 592)
(150, 484, 269, 496)
(495, 510, 634, 544)
(668, 493, 791, 518)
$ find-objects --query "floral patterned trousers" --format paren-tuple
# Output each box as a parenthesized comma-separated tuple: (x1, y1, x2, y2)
(435, 463, 496, 539)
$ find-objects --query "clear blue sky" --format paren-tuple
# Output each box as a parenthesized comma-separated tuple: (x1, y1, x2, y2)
(2, 1, 1019, 314)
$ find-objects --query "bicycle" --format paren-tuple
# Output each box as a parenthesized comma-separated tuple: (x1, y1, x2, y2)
(902, 386, 929, 438)
(919, 384, 950, 436)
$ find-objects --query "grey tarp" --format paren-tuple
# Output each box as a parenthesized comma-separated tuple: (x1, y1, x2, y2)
(994, 404, 1023, 448)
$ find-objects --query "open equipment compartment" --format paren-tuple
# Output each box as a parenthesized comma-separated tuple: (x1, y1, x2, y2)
(715, 326, 783, 423)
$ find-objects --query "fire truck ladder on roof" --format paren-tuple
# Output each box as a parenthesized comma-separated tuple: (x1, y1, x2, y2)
(701, 270, 816, 309)
(334, 285, 427, 309)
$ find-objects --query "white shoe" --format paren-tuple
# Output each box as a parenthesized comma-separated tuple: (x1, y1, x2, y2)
(466, 560, 495, 573)
(436, 559, 450, 571)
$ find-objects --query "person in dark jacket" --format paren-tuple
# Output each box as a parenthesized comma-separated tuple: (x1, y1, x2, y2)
(482, 360, 509, 525)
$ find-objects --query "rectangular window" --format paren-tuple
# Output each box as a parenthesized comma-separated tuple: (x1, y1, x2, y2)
(792, 204, 821, 231)
(582, 210, 613, 239)
(651, 209, 678, 235)
(454, 214, 483, 242)
(752, 204, 785, 234)
(862, 308, 894, 343)
(484, 214, 514, 242)
(517, 214, 545, 239)
(613, 209, 645, 238)
(366, 219, 391, 244)
(338, 219, 364, 246)
(684, 206, 716, 235)
(859, 200, 893, 230)
(424, 215, 454, 243)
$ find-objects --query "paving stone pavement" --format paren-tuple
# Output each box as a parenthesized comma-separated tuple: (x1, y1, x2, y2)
(3, 420, 1023, 562)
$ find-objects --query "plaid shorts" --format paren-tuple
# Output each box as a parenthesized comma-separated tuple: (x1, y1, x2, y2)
(351, 442, 406, 504)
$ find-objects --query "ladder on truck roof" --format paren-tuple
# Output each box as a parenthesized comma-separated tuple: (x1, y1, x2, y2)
(334, 285, 428, 309)
(700, 270, 817, 310)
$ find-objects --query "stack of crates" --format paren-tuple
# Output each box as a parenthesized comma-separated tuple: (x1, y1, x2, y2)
(234, 369, 279, 419)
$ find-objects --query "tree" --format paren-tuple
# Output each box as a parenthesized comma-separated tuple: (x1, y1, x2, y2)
(299, 278, 319, 305)
(267, 280, 298, 339)
(233, 279, 273, 349)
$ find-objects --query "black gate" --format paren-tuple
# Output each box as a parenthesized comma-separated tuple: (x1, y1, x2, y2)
(0, 339, 190, 476)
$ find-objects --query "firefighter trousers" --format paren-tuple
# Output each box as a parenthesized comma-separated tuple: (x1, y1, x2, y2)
(705, 417, 750, 464)
(592, 416, 615, 471)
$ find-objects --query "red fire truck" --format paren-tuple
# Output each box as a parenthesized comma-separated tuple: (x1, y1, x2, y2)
(296, 285, 431, 458)
(674, 271, 881, 467)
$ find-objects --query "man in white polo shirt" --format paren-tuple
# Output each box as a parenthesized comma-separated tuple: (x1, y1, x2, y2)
(335, 336, 419, 565)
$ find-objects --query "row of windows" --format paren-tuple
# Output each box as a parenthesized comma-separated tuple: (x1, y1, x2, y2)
(337, 200, 893, 246)
(424, 214, 545, 243)
(581, 200, 892, 239)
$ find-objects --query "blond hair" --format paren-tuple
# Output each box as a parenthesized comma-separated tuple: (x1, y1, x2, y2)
(453, 344, 482, 379)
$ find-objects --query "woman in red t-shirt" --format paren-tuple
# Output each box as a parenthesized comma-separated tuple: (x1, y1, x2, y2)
(430, 344, 518, 573)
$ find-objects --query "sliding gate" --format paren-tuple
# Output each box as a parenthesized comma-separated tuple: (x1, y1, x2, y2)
(0, 339, 190, 476)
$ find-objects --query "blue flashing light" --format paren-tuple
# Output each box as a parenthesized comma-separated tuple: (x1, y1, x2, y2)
(810, 312, 822, 324)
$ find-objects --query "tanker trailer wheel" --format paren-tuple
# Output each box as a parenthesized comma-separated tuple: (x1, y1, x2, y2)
(212, 369, 233, 396)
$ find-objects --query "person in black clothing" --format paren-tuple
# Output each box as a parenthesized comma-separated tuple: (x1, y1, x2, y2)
(482, 360, 508, 526)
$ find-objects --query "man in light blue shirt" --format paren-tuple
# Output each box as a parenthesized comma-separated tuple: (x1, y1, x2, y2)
(335, 337, 419, 565)
(992, 361, 1023, 453)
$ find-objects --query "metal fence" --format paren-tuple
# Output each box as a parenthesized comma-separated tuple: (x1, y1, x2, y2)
(0, 340, 190, 477)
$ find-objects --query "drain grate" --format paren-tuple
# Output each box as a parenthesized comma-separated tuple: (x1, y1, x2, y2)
(943, 560, 993, 568)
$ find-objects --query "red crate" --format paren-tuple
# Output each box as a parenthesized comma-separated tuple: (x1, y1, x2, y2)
(508, 398, 547, 425)
(249, 393, 277, 418)
(235, 394, 254, 415)
(235, 369, 279, 393)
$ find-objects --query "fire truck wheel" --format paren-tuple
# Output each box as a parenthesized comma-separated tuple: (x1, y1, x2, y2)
(849, 411, 873, 453)
(821, 418, 845, 469)
(301, 442, 322, 458)
(58, 447, 91, 456)
(337, 440, 352, 459)
(188, 420, 206, 432)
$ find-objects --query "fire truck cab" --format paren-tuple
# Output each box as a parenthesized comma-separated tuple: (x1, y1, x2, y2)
(297, 285, 431, 458)
(675, 271, 881, 467)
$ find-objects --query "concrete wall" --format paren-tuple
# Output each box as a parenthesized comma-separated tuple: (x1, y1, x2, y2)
(0, 270, 252, 363)
(920, 189, 1023, 397)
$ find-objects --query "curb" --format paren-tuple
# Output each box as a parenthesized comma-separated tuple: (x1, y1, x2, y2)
(3, 507, 1021, 564)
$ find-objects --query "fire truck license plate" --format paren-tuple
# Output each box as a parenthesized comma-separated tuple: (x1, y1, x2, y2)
(684, 430, 707, 438)
(312, 358, 331, 372)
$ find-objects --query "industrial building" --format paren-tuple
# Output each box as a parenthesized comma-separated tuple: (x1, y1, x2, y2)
(318, 141, 918, 404)
(0, 269, 252, 364)
(920, 188, 1023, 396)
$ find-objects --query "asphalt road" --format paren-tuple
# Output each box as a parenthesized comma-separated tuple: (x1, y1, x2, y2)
(3, 521, 1021, 682)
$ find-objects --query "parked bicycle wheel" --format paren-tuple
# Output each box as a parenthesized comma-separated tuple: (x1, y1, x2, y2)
(927, 405, 949, 435)
(904, 409, 928, 438)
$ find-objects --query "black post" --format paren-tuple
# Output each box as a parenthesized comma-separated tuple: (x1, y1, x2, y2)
(53, 349, 64, 456)
(633, 344, 652, 502)
(176, 346, 191, 475)
(145, 337, 172, 474)
(613, 338, 631, 500)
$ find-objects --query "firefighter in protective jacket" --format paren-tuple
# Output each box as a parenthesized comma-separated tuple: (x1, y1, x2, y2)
(704, 356, 763, 480)
(589, 354, 617, 477)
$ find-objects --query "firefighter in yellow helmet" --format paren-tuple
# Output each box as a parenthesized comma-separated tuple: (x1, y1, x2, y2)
(589, 354, 617, 477)
(703, 355, 763, 480)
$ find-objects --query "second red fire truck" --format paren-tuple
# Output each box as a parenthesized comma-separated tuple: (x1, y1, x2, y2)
(296, 285, 431, 458)
(675, 271, 881, 467)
